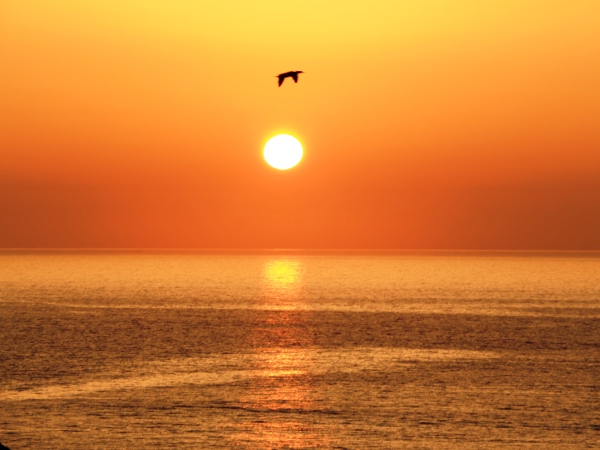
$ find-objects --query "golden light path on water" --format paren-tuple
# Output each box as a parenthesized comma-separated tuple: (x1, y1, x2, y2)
(246, 258, 314, 446)
(262, 259, 303, 308)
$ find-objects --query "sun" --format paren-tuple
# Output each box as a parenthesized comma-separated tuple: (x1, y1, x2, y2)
(263, 134, 303, 170)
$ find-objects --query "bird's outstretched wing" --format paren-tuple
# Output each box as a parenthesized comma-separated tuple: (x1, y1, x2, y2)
(291, 73, 298, 83)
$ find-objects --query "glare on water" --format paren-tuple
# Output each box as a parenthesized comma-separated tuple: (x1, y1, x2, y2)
(262, 259, 304, 309)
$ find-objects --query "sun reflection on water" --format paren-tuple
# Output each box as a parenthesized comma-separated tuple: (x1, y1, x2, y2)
(262, 259, 304, 309)
(265, 260, 301, 288)
(230, 257, 330, 447)
(232, 348, 330, 448)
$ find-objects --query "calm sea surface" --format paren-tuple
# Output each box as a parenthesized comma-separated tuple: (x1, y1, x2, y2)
(1, 251, 599, 449)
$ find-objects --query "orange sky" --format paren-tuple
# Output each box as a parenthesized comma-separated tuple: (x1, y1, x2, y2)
(1, 1, 599, 249)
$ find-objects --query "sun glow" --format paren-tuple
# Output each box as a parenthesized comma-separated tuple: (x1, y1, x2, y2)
(263, 134, 303, 170)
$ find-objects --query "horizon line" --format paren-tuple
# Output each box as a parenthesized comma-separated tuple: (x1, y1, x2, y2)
(2, 247, 599, 253)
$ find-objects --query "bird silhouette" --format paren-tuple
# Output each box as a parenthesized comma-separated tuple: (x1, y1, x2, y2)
(276, 71, 304, 87)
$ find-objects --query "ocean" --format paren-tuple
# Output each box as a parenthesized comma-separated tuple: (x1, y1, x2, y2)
(1, 251, 598, 449)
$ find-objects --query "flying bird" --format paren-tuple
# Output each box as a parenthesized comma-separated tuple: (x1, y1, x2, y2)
(276, 71, 304, 87)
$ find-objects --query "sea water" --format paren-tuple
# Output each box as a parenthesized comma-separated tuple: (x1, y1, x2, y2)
(1, 251, 598, 449)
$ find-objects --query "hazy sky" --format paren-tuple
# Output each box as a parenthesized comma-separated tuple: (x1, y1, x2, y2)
(1, 1, 599, 249)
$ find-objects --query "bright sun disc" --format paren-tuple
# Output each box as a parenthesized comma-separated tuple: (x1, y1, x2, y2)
(264, 134, 303, 170)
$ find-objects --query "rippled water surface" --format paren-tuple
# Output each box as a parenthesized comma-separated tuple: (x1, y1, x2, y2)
(1, 251, 599, 448)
